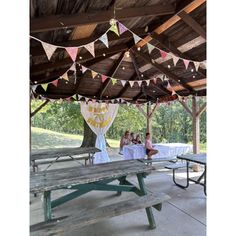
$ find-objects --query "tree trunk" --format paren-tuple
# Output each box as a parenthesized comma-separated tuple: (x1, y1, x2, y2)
(81, 119, 96, 147)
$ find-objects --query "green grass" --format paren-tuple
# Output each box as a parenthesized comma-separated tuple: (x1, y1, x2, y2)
(31, 127, 206, 152)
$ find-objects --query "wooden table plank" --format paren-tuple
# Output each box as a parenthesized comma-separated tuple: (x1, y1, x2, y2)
(31, 147, 101, 161)
(30, 160, 152, 193)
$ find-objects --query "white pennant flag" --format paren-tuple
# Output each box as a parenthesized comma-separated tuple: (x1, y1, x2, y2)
(120, 80, 126, 87)
(81, 65, 87, 73)
(193, 61, 200, 71)
(99, 34, 109, 48)
(69, 63, 76, 71)
(31, 85, 37, 92)
(137, 81, 142, 87)
(129, 81, 135, 87)
(84, 42, 95, 57)
(133, 33, 142, 44)
(41, 42, 57, 60)
(146, 80, 150, 86)
(172, 55, 179, 66)
(152, 78, 157, 84)
(85, 97, 89, 102)
(147, 43, 155, 54)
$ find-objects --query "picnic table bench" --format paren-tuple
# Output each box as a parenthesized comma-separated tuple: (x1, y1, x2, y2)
(30, 159, 170, 235)
(30, 147, 101, 172)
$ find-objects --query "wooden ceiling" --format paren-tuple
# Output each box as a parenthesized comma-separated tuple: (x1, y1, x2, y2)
(30, 0, 206, 103)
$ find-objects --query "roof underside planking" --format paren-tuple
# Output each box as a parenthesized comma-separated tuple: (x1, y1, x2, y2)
(30, 0, 206, 104)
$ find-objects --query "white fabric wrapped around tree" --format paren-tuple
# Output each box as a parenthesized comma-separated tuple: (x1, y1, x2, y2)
(80, 102, 119, 164)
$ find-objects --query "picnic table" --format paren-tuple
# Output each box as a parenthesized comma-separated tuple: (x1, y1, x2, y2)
(30, 159, 170, 235)
(30, 147, 101, 172)
(166, 153, 206, 195)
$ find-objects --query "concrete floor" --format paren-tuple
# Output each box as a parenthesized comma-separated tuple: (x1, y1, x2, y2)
(30, 153, 206, 236)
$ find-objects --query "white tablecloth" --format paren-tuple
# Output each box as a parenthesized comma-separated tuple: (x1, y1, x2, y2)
(123, 143, 193, 160)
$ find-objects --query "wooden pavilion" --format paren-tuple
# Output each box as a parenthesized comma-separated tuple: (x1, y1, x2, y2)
(30, 0, 206, 154)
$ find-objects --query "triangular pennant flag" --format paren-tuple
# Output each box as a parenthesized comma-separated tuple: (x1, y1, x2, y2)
(133, 33, 142, 44)
(91, 71, 97, 79)
(61, 72, 69, 81)
(51, 79, 59, 87)
(166, 81, 172, 90)
(69, 63, 76, 71)
(137, 81, 142, 87)
(72, 94, 77, 100)
(41, 42, 57, 60)
(129, 81, 135, 88)
(152, 78, 157, 84)
(41, 83, 48, 91)
(109, 23, 119, 36)
(99, 34, 109, 48)
(84, 42, 95, 57)
(172, 90, 177, 95)
(193, 61, 200, 71)
(85, 97, 89, 102)
(111, 78, 117, 85)
(120, 80, 126, 87)
(66, 97, 71, 101)
(81, 65, 87, 74)
(160, 49, 167, 59)
(31, 85, 37, 92)
(147, 43, 155, 54)
(66, 47, 78, 61)
(183, 59, 190, 69)
(172, 55, 179, 66)
(146, 80, 150, 86)
(101, 75, 107, 83)
(118, 22, 128, 35)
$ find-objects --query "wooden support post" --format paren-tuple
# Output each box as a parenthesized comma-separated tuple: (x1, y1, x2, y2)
(192, 96, 200, 154)
(147, 104, 152, 139)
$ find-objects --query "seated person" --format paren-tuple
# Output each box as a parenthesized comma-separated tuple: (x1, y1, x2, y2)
(130, 132, 135, 144)
(133, 134, 142, 144)
(119, 131, 130, 155)
(145, 132, 158, 160)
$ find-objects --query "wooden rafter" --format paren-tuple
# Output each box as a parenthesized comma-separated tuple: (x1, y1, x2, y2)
(30, 99, 50, 118)
(196, 102, 206, 116)
(178, 100, 193, 116)
(31, 3, 175, 33)
(178, 11, 206, 39)
(136, 0, 206, 48)
(97, 51, 126, 98)
(133, 49, 194, 92)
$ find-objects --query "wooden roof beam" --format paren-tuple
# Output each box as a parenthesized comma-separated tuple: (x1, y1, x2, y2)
(97, 51, 126, 98)
(136, 0, 206, 48)
(178, 11, 206, 39)
(31, 3, 175, 33)
(133, 48, 194, 92)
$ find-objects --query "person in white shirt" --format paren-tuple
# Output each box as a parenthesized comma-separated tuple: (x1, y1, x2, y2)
(119, 131, 131, 155)
(145, 132, 158, 160)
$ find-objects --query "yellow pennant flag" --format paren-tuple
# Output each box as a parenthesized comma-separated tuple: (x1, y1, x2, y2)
(91, 71, 97, 79)
(109, 23, 119, 36)
(41, 83, 48, 91)
(111, 78, 117, 85)
(61, 72, 69, 81)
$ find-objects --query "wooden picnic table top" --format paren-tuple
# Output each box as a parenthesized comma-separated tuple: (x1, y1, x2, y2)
(177, 153, 206, 165)
(30, 147, 101, 161)
(30, 160, 152, 194)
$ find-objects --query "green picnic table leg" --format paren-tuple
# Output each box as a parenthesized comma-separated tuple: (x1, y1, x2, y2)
(137, 173, 156, 229)
(43, 191, 52, 221)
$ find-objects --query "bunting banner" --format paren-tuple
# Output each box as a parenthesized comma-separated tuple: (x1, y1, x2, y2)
(147, 43, 155, 54)
(183, 59, 190, 70)
(81, 65, 87, 73)
(69, 63, 76, 71)
(61, 72, 69, 81)
(51, 79, 59, 87)
(84, 42, 95, 57)
(194, 61, 200, 71)
(101, 75, 107, 83)
(160, 49, 167, 59)
(91, 71, 97, 79)
(66, 47, 78, 61)
(99, 34, 109, 48)
(133, 33, 142, 44)
(137, 81, 142, 87)
(111, 78, 117, 85)
(146, 80, 150, 86)
(120, 80, 126, 87)
(41, 42, 57, 60)
(129, 81, 135, 87)
(41, 83, 48, 91)
(172, 55, 179, 66)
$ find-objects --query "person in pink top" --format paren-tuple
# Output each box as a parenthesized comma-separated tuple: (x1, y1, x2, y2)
(145, 132, 158, 160)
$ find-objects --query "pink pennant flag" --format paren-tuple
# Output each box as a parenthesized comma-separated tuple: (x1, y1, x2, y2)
(152, 78, 157, 84)
(66, 47, 78, 61)
(41, 42, 57, 60)
(118, 22, 128, 35)
(81, 65, 87, 73)
(66, 97, 71, 101)
(120, 80, 126, 87)
(160, 49, 168, 59)
(172, 55, 179, 66)
(129, 81, 135, 87)
(84, 42, 95, 57)
(101, 75, 107, 83)
(193, 61, 200, 71)
(183, 59, 190, 69)
(51, 79, 59, 87)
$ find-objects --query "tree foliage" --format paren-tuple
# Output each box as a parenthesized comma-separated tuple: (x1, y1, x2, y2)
(31, 98, 206, 144)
